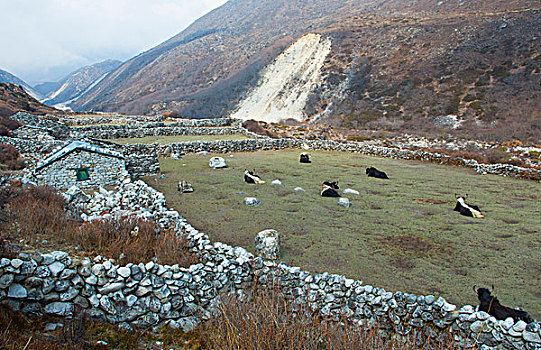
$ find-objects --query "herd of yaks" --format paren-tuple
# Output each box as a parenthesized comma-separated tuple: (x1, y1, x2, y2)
(243, 153, 537, 322)
(179, 152, 534, 322)
(245, 152, 485, 219)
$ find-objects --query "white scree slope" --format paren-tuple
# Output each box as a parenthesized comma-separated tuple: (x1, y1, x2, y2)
(231, 33, 331, 123)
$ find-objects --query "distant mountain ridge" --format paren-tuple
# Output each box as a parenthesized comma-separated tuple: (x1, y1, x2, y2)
(0, 69, 42, 100)
(35, 60, 121, 109)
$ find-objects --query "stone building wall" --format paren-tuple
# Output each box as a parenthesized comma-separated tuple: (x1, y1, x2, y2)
(32, 150, 127, 189)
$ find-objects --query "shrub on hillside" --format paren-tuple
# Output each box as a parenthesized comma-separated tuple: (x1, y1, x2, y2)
(5, 185, 197, 266)
(76, 217, 197, 266)
(162, 111, 182, 119)
(0, 144, 25, 170)
(9, 185, 74, 238)
(242, 119, 280, 139)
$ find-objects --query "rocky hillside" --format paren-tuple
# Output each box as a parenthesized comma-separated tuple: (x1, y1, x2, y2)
(0, 83, 63, 120)
(35, 59, 121, 109)
(71, 0, 540, 143)
(0, 70, 42, 100)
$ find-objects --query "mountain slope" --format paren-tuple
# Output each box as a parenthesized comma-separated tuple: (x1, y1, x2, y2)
(0, 83, 64, 134)
(69, 0, 367, 116)
(36, 60, 121, 108)
(0, 70, 43, 100)
(71, 0, 539, 142)
(231, 33, 332, 123)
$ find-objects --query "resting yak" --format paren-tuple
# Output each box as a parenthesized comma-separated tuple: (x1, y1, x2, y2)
(454, 194, 484, 218)
(244, 170, 266, 184)
(475, 286, 533, 323)
(300, 153, 311, 163)
(177, 180, 194, 193)
(366, 167, 389, 179)
(321, 181, 341, 197)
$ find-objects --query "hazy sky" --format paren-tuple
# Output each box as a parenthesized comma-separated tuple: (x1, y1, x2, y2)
(0, 0, 228, 85)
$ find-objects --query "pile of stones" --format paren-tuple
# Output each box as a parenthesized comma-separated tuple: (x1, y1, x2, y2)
(69, 178, 179, 229)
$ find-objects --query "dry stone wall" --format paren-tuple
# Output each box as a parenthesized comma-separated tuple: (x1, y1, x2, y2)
(72, 126, 241, 140)
(1, 178, 539, 349)
(121, 138, 541, 181)
(69, 118, 239, 140)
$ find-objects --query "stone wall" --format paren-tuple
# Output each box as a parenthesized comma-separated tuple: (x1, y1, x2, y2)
(0, 135, 64, 156)
(0, 178, 539, 348)
(32, 150, 128, 189)
(72, 126, 242, 140)
(10, 112, 70, 139)
(120, 138, 541, 181)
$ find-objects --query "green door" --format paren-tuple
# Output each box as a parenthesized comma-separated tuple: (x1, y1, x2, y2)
(76, 168, 90, 181)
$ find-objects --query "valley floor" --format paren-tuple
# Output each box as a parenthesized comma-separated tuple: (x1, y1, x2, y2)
(146, 149, 541, 319)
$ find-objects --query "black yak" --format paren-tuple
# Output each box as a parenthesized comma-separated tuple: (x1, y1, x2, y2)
(475, 286, 533, 323)
(244, 170, 266, 184)
(366, 167, 389, 179)
(454, 194, 484, 218)
(300, 153, 311, 163)
(321, 181, 341, 197)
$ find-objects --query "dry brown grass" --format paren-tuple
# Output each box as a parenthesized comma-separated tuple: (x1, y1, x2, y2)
(198, 287, 457, 350)
(2, 185, 197, 266)
(75, 217, 197, 266)
(0, 303, 203, 349)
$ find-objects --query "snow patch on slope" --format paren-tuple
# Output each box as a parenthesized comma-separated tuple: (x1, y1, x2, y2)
(231, 33, 331, 123)
(54, 72, 110, 111)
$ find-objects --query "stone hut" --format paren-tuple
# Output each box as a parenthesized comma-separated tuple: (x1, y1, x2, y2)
(32, 141, 127, 189)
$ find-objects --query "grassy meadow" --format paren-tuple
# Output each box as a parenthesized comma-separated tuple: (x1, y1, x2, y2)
(111, 133, 251, 145)
(145, 149, 541, 319)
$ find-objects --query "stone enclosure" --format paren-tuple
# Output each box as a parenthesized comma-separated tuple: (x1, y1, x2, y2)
(0, 112, 540, 349)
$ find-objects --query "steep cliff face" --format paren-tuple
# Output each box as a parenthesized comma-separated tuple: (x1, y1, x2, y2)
(231, 34, 331, 123)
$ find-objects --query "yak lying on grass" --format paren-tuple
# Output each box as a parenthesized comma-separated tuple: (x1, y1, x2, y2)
(475, 286, 534, 323)
(454, 194, 484, 218)
(366, 167, 389, 179)
(244, 170, 266, 184)
(177, 180, 194, 193)
(300, 153, 311, 163)
(321, 181, 340, 197)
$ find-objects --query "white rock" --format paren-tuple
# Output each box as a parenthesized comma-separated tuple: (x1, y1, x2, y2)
(270, 180, 284, 186)
(442, 302, 456, 312)
(10, 259, 23, 269)
(512, 320, 527, 332)
(117, 267, 131, 278)
(8, 284, 27, 298)
(254, 229, 280, 260)
(337, 198, 351, 208)
(343, 188, 360, 195)
(501, 317, 515, 330)
(294, 187, 305, 192)
(209, 157, 227, 169)
(244, 197, 261, 207)
(48, 262, 65, 277)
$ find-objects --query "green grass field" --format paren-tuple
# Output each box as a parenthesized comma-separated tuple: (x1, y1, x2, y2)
(145, 149, 541, 318)
(111, 133, 251, 144)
